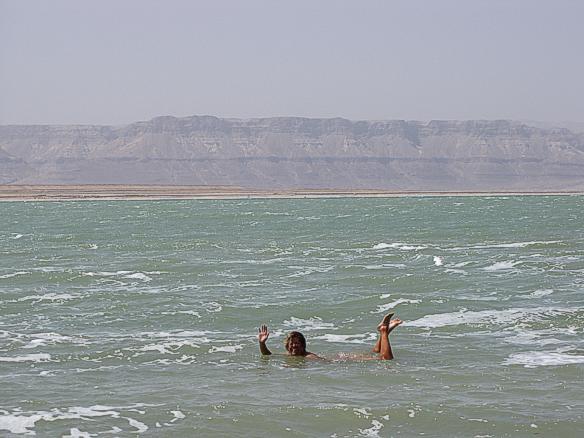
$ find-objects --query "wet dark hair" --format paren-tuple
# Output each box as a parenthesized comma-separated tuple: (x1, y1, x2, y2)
(285, 331, 307, 352)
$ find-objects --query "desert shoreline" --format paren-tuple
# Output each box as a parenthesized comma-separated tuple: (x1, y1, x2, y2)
(1, 184, 583, 202)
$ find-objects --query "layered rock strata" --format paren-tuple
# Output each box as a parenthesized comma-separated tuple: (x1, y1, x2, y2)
(1, 116, 583, 190)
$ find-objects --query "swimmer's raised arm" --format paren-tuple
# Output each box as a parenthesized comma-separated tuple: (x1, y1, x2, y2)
(258, 324, 272, 356)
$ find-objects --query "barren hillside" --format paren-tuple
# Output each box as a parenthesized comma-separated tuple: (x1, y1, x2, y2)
(1, 116, 583, 190)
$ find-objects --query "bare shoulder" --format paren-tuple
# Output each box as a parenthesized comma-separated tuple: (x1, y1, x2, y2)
(305, 352, 326, 360)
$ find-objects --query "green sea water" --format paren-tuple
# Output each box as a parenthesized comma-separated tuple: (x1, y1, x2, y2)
(0, 196, 583, 437)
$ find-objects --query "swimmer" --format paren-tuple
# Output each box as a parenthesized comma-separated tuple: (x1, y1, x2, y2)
(258, 326, 323, 359)
(257, 313, 403, 360)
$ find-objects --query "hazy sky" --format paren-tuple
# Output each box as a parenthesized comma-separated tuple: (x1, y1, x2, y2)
(1, 0, 583, 125)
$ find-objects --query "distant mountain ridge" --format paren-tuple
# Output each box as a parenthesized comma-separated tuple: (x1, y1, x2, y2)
(1, 115, 584, 190)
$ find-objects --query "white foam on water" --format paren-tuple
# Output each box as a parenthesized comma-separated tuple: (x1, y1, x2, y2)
(264, 211, 291, 216)
(400, 245, 426, 250)
(33, 266, 66, 273)
(353, 408, 372, 418)
(449, 240, 563, 251)
(374, 299, 421, 314)
(503, 329, 568, 347)
(359, 419, 384, 437)
(129, 330, 223, 355)
(160, 310, 201, 318)
(124, 417, 148, 433)
(88, 244, 98, 250)
(283, 316, 337, 331)
(124, 272, 152, 282)
(0, 330, 14, 338)
(542, 255, 581, 264)
(452, 261, 473, 268)
(473, 240, 563, 249)
(433, 256, 444, 266)
(22, 332, 82, 349)
(138, 330, 217, 339)
(456, 291, 500, 302)
(286, 265, 334, 278)
(408, 306, 579, 329)
(503, 350, 584, 367)
(296, 216, 320, 221)
(252, 258, 286, 265)
(0, 353, 51, 362)
(313, 333, 375, 344)
(379, 293, 392, 299)
(17, 293, 79, 302)
(0, 271, 29, 279)
(1, 403, 144, 436)
(82, 270, 132, 277)
(444, 268, 468, 275)
(208, 344, 244, 353)
(170, 410, 185, 422)
(223, 258, 286, 265)
(134, 338, 208, 355)
(482, 261, 521, 271)
(521, 289, 554, 299)
(135, 344, 176, 354)
(363, 263, 406, 270)
(0, 412, 43, 435)
(202, 302, 222, 313)
(63, 427, 94, 438)
(372, 242, 427, 251)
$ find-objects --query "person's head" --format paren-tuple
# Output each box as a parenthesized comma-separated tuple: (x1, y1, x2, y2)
(285, 331, 307, 356)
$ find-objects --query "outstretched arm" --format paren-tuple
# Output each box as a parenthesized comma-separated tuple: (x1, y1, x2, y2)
(258, 324, 272, 356)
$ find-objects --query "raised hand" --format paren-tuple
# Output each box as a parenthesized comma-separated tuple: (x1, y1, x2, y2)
(257, 324, 272, 355)
(258, 324, 270, 344)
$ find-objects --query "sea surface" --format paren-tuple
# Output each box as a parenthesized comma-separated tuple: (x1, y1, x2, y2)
(0, 196, 583, 437)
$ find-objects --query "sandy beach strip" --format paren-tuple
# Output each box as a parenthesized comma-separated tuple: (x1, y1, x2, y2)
(0, 184, 583, 201)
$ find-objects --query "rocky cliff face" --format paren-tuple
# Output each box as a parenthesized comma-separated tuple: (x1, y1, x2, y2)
(1, 116, 583, 189)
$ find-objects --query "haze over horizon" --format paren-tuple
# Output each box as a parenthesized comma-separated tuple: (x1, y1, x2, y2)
(1, 0, 583, 126)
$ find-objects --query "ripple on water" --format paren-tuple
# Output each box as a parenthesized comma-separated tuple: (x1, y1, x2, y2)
(408, 306, 582, 329)
(0, 404, 160, 436)
(1, 196, 583, 436)
(503, 350, 584, 367)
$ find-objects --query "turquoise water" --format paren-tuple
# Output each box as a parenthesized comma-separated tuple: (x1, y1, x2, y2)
(0, 196, 583, 437)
